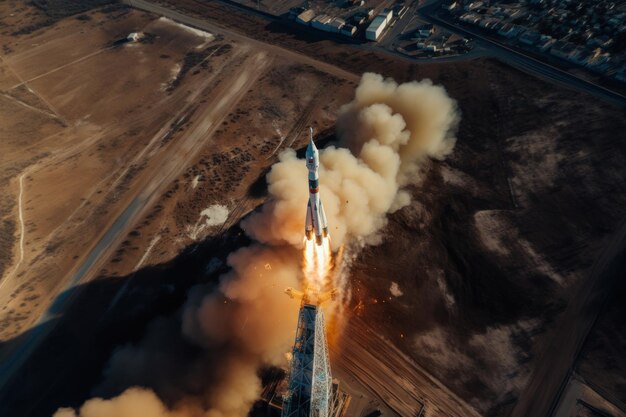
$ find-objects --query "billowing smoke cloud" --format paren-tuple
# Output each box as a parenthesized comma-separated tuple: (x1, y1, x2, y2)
(244, 72, 458, 247)
(54, 388, 183, 417)
(55, 246, 301, 417)
(338, 73, 458, 171)
(54, 73, 458, 417)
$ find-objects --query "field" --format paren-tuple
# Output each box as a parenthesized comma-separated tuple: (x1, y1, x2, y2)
(1, 1, 625, 417)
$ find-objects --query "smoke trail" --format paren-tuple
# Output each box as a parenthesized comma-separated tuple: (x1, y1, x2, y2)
(54, 73, 458, 417)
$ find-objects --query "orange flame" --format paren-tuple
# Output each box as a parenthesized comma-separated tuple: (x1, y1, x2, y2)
(301, 236, 348, 351)
(302, 237, 333, 295)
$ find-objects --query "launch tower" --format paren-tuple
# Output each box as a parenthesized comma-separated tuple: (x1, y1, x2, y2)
(281, 128, 348, 417)
(282, 303, 333, 417)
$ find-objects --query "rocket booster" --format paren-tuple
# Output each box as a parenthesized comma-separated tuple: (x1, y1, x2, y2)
(305, 127, 329, 245)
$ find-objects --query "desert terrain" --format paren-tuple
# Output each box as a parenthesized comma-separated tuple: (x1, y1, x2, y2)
(1, 1, 625, 417)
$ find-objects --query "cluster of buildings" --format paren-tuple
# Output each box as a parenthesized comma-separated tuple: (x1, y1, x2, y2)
(288, 4, 405, 41)
(443, 0, 626, 82)
(289, 5, 367, 38)
(396, 23, 470, 56)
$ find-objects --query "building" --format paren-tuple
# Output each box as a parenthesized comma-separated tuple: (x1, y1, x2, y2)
(126, 32, 143, 42)
(498, 24, 525, 39)
(296, 9, 316, 25)
(310, 15, 345, 33)
(327, 18, 346, 33)
(311, 14, 332, 31)
(519, 30, 541, 45)
(366, 11, 393, 41)
(380, 8, 393, 23)
(460, 12, 481, 24)
(340, 24, 356, 37)
(416, 23, 435, 37)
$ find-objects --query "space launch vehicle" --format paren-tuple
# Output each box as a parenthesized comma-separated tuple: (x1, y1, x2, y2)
(304, 128, 329, 245)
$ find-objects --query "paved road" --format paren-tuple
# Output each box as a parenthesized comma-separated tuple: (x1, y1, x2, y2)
(416, 1, 626, 108)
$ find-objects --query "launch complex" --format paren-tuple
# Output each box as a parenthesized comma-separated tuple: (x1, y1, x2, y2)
(265, 129, 350, 417)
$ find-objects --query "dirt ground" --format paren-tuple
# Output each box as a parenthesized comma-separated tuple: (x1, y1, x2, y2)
(0, 3, 355, 416)
(0, 3, 246, 340)
(1, 1, 626, 417)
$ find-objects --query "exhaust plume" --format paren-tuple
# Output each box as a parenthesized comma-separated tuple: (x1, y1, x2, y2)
(244, 72, 458, 247)
(54, 73, 458, 417)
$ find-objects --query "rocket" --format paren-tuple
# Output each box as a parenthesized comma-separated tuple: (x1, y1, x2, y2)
(305, 127, 329, 245)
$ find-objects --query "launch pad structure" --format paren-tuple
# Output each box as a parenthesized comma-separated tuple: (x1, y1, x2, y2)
(281, 303, 350, 417)
(283, 304, 329, 417)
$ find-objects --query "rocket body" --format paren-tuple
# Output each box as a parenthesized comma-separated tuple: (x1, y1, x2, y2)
(305, 128, 329, 245)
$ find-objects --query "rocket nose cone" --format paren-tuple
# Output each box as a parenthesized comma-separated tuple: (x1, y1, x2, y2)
(306, 129, 317, 158)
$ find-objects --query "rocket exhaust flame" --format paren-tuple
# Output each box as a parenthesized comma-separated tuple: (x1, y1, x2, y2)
(303, 236, 333, 294)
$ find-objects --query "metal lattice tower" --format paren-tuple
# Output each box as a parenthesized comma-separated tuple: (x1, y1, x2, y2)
(282, 304, 333, 417)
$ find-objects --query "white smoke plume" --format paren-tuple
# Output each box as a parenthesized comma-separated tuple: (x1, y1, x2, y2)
(244, 72, 458, 247)
(54, 73, 458, 417)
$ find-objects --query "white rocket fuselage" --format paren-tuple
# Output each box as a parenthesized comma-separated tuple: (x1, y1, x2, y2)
(305, 128, 329, 245)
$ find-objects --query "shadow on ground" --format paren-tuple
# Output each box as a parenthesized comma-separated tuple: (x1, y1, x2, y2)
(0, 127, 338, 417)
(0, 220, 249, 417)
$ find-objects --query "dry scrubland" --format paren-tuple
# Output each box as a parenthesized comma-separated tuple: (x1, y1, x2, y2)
(0, 1, 625, 417)
(0, 3, 249, 339)
(0, 3, 356, 415)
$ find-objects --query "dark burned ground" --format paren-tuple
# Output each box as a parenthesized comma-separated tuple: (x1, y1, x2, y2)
(348, 60, 626, 414)
(578, 252, 626, 406)
(0, 223, 250, 417)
